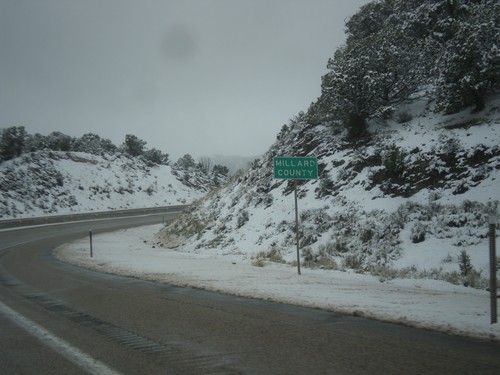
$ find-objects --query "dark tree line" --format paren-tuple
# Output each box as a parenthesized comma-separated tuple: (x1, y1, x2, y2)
(0, 127, 230, 183)
(0, 127, 169, 166)
(169, 153, 226, 175)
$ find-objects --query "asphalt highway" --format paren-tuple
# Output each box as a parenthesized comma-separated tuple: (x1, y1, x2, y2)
(1, 212, 499, 374)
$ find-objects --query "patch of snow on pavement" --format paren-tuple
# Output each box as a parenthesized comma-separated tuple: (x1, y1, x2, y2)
(55, 224, 500, 342)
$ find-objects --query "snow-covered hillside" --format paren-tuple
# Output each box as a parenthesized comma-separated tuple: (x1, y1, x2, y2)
(0, 151, 212, 218)
(158, 94, 500, 287)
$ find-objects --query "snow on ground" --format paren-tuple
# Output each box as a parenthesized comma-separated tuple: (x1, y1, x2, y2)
(0, 151, 206, 219)
(55, 224, 500, 342)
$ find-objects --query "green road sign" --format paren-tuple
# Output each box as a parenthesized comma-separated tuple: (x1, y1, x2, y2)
(274, 156, 318, 180)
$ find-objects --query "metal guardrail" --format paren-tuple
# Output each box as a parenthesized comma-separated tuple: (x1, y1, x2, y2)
(0, 205, 189, 230)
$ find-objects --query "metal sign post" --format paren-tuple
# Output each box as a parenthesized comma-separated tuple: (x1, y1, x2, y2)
(274, 156, 318, 275)
(294, 180, 301, 275)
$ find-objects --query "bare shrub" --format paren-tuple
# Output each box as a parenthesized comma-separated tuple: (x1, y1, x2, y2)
(302, 246, 338, 270)
(343, 254, 363, 270)
(252, 244, 285, 267)
(396, 111, 413, 124)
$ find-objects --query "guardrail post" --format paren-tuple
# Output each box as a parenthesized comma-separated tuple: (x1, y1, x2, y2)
(489, 216, 497, 324)
(89, 229, 93, 258)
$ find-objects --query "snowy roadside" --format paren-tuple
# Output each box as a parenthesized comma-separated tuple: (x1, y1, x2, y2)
(54, 224, 500, 342)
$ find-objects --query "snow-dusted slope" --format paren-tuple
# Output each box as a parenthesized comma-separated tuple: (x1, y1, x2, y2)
(158, 95, 500, 287)
(0, 151, 207, 218)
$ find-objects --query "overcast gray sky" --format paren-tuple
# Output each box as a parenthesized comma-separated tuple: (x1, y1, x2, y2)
(1, 0, 370, 160)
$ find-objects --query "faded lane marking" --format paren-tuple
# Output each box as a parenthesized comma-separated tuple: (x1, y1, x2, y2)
(0, 301, 122, 375)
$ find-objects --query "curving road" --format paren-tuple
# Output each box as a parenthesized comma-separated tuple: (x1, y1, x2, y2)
(1, 212, 500, 374)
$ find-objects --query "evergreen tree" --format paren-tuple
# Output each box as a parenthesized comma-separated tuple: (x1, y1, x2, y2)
(143, 148, 168, 165)
(213, 164, 229, 177)
(315, 0, 499, 135)
(122, 134, 146, 157)
(46, 131, 72, 151)
(72, 133, 105, 154)
(320, 0, 426, 135)
(176, 154, 196, 169)
(434, 0, 500, 113)
(99, 138, 118, 154)
(0, 126, 27, 161)
(25, 133, 50, 152)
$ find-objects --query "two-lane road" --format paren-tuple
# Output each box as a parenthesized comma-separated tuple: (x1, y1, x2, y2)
(1, 212, 499, 374)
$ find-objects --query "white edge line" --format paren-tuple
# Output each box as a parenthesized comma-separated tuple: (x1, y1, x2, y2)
(0, 300, 123, 375)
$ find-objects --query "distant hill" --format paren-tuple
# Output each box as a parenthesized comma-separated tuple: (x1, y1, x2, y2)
(207, 154, 257, 175)
(0, 150, 226, 218)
